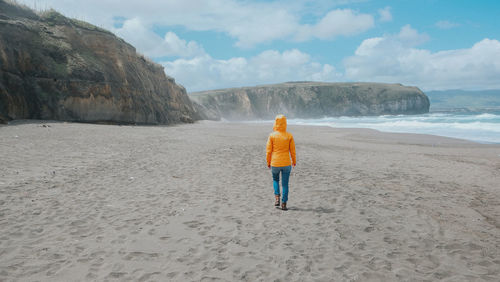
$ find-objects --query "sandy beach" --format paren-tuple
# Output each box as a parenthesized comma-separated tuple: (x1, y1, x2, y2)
(0, 120, 499, 281)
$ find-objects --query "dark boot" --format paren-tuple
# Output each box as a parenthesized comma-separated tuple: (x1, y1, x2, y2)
(281, 202, 288, 211)
(275, 195, 280, 206)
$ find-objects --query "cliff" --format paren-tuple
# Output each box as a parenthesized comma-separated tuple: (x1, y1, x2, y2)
(0, 1, 197, 124)
(189, 82, 430, 120)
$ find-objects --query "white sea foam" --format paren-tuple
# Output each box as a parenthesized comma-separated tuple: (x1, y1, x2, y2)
(286, 111, 500, 143)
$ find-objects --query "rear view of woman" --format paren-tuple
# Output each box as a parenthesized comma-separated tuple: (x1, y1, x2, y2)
(266, 114, 296, 211)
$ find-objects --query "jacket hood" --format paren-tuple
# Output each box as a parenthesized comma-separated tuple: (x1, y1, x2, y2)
(273, 114, 287, 132)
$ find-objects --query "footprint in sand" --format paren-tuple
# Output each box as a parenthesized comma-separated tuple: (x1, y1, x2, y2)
(106, 272, 127, 279)
(184, 220, 203, 229)
(147, 228, 156, 235)
(124, 251, 160, 261)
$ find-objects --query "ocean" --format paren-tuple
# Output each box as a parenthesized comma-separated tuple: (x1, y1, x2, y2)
(285, 110, 500, 144)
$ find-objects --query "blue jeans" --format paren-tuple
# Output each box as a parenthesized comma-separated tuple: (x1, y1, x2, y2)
(271, 166, 291, 203)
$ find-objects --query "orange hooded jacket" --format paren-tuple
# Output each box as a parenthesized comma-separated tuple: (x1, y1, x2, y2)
(266, 115, 296, 167)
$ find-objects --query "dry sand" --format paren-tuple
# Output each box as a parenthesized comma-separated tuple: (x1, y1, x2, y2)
(0, 120, 499, 281)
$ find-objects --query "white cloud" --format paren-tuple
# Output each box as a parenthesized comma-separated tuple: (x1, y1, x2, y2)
(163, 32, 205, 57)
(398, 24, 430, 46)
(435, 20, 461, 30)
(228, 8, 298, 48)
(112, 18, 204, 58)
(295, 9, 374, 41)
(353, 25, 428, 56)
(344, 26, 500, 90)
(378, 6, 392, 22)
(17, 0, 375, 48)
(162, 49, 341, 92)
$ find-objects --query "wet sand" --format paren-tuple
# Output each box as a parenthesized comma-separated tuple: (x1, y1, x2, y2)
(0, 120, 499, 281)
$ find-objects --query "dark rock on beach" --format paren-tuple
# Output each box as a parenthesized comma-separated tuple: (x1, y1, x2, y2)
(189, 82, 430, 120)
(0, 0, 198, 124)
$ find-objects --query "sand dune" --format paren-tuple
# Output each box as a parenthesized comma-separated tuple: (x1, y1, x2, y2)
(0, 120, 499, 281)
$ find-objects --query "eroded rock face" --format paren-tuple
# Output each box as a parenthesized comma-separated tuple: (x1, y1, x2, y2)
(0, 1, 197, 124)
(189, 82, 430, 120)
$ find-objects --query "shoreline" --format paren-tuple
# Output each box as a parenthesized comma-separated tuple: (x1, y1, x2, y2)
(4, 117, 500, 145)
(1, 120, 499, 281)
(235, 119, 499, 146)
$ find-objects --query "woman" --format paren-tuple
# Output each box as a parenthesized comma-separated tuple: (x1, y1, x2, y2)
(266, 114, 296, 211)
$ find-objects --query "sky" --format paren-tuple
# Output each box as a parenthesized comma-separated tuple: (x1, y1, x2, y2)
(17, 0, 500, 92)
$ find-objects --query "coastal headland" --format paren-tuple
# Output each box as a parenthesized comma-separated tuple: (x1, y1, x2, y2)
(190, 82, 430, 121)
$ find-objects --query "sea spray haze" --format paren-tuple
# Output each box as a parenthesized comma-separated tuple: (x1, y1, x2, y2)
(426, 90, 500, 111)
